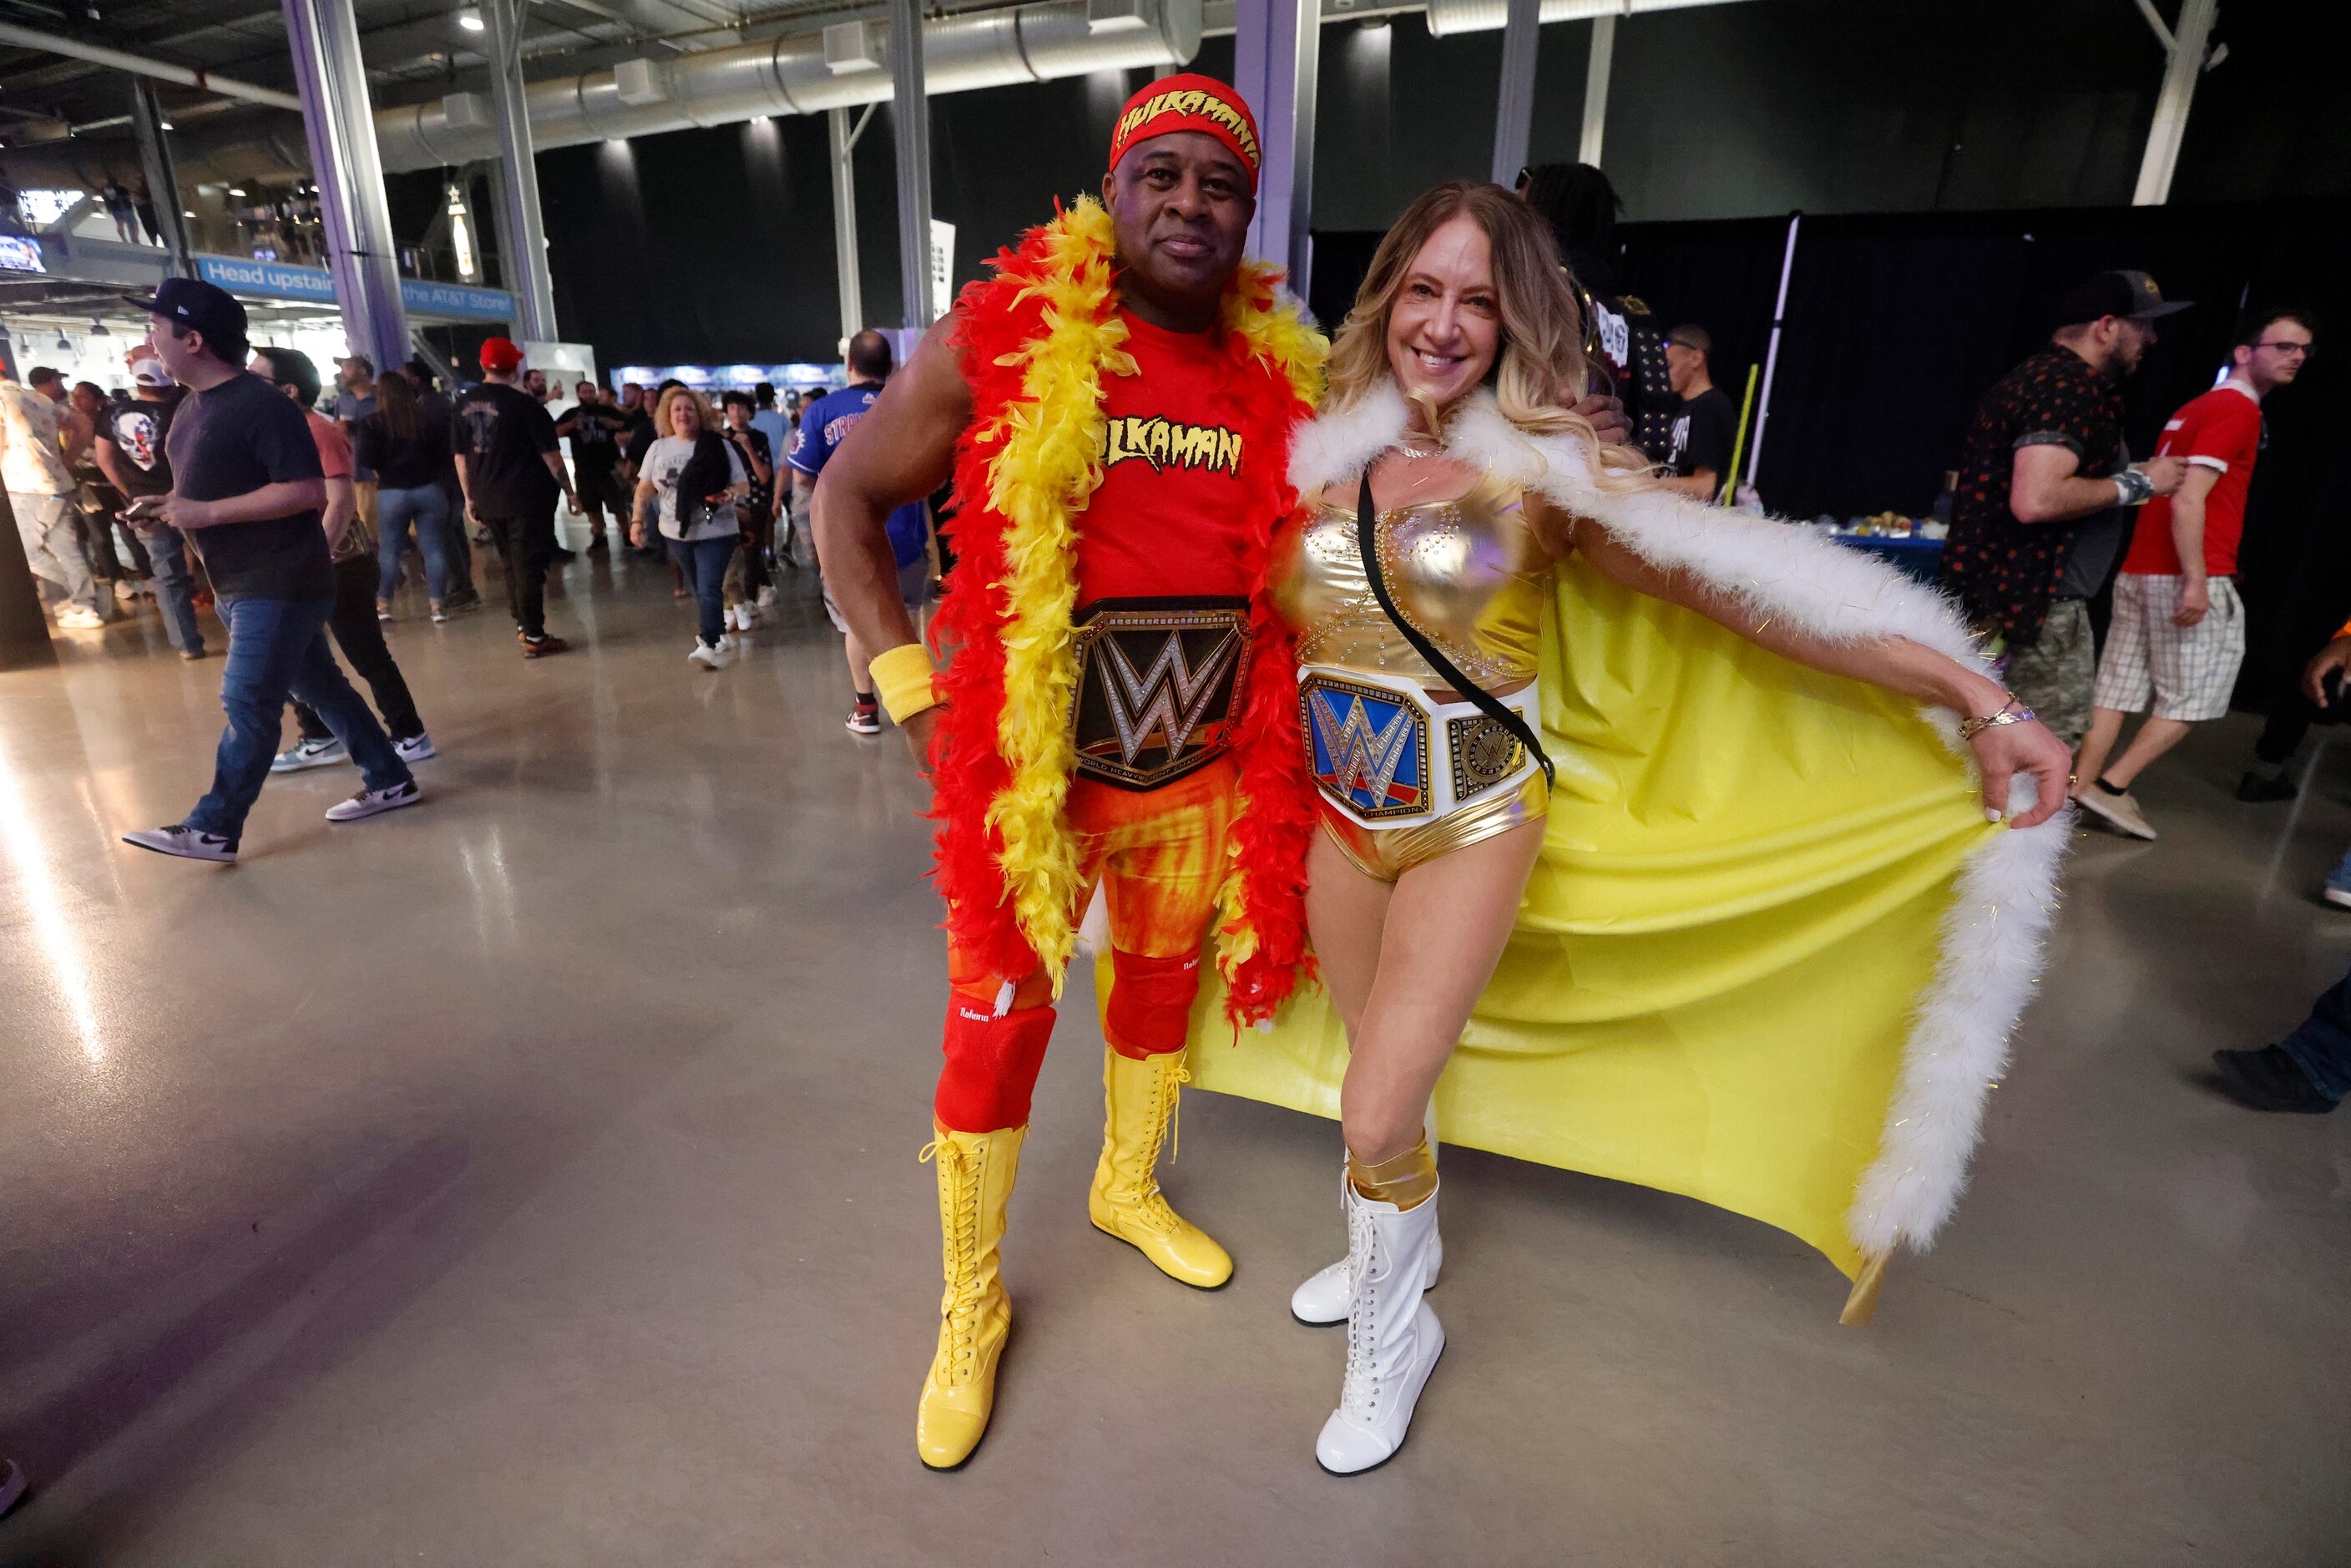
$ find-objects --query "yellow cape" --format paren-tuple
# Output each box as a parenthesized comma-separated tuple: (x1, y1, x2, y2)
(1141, 385, 2068, 1290)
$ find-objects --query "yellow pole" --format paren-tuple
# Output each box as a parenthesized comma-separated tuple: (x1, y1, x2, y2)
(1720, 362, 1760, 506)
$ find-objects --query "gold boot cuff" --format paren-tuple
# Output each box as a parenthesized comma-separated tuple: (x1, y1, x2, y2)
(1347, 1136, 1437, 1211)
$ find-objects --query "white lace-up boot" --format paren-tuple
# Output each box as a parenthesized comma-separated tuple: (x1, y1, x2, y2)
(1314, 1175, 1443, 1474)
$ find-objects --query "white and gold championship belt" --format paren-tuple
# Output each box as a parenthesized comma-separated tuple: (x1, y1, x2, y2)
(1299, 665, 1539, 830)
(1068, 595, 1253, 791)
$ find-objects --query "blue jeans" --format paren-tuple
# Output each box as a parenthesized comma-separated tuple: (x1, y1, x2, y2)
(144, 523, 204, 653)
(2280, 962, 2351, 1104)
(669, 534, 736, 647)
(185, 594, 412, 842)
(376, 483, 452, 605)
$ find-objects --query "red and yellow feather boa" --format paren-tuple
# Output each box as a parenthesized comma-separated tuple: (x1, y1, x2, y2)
(928, 197, 1324, 1024)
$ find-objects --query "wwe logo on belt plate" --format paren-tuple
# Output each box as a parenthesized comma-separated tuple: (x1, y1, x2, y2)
(1069, 603, 1251, 790)
(1303, 675, 1430, 819)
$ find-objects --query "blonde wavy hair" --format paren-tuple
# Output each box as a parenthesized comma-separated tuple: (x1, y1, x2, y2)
(1325, 180, 1652, 485)
(654, 384, 718, 437)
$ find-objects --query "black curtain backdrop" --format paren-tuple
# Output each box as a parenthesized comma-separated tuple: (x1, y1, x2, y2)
(1313, 198, 2350, 714)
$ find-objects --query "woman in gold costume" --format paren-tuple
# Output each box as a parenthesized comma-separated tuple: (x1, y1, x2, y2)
(1253, 183, 2073, 1474)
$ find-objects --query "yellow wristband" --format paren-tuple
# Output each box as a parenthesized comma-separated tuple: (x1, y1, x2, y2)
(870, 641, 939, 726)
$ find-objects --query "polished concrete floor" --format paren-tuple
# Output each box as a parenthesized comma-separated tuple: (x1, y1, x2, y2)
(2, 547, 2348, 1565)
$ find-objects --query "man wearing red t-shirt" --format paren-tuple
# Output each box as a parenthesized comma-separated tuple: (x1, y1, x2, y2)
(2075, 309, 2317, 839)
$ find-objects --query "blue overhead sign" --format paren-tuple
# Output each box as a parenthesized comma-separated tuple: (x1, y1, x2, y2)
(197, 255, 337, 303)
(191, 255, 514, 323)
(398, 279, 515, 322)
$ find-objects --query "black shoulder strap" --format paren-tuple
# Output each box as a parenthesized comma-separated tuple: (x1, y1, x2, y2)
(1355, 470, 1554, 790)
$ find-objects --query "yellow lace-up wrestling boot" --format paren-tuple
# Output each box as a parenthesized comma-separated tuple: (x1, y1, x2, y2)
(916, 1121, 1025, 1470)
(1087, 1047, 1232, 1288)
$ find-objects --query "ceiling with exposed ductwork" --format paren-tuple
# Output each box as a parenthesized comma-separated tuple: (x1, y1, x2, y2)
(0, 0, 1018, 175)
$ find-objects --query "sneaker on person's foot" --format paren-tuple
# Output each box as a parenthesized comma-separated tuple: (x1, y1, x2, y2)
(114, 579, 141, 602)
(430, 601, 448, 623)
(179, 646, 207, 661)
(756, 584, 776, 609)
(395, 732, 437, 763)
(121, 824, 236, 862)
(688, 638, 732, 670)
(521, 634, 569, 659)
(270, 736, 350, 772)
(377, 601, 394, 622)
(324, 779, 422, 822)
(2234, 767, 2298, 802)
(2323, 881, 2351, 909)
(2208, 1046, 2337, 1114)
(846, 701, 882, 736)
(2, 1454, 27, 1518)
(550, 545, 578, 562)
(587, 535, 609, 554)
(2075, 783, 2156, 841)
(53, 605, 105, 630)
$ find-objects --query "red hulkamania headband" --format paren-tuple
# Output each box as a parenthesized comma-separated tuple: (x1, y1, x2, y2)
(1107, 73, 1262, 192)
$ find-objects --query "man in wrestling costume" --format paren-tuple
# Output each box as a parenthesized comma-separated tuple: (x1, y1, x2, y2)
(817, 78, 1630, 1469)
(812, 75, 1323, 1471)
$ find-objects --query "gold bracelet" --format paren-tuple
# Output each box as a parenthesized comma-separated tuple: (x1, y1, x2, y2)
(1958, 694, 2034, 741)
(869, 641, 939, 726)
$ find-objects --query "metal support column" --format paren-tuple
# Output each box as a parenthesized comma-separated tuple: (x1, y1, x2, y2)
(1489, 0, 1541, 186)
(887, 0, 934, 330)
(128, 80, 194, 280)
(830, 104, 873, 351)
(1579, 14, 1615, 167)
(2132, 0, 2217, 206)
(1744, 212, 1802, 501)
(479, 0, 559, 337)
(1232, 0, 1318, 293)
(281, 0, 409, 370)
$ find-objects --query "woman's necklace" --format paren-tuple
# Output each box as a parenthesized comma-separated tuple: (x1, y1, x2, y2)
(1394, 431, 1446, 460)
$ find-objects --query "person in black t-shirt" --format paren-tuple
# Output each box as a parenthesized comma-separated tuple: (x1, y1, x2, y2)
(454, 336, 581, 657)
(116, 278, 418, 864)
(95, 357, 206, 656)
(1659, 325, 1737, 503)
(555, 379, 631, 553)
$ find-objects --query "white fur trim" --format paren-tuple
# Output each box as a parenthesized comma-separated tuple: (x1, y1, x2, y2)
(1285, 384, 2072, 1260)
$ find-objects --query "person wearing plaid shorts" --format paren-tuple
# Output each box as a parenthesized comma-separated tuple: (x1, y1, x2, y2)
(2075, 309, 2316, 839)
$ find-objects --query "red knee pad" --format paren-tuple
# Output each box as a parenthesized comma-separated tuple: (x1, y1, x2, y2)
(1105, 949, 1203, 1060)
(935, 999, 1057, 1132)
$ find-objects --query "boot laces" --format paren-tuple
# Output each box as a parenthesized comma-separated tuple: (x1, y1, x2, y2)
(1127, 1059, 1191, 1234)
(921, 1137, 988, 1383)
(1340, 1200, 1388, 1420)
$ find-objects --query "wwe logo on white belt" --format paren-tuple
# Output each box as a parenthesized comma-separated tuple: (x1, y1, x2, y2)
(1100, 629, 1241, 766)
(1310, 689, 1417, 805)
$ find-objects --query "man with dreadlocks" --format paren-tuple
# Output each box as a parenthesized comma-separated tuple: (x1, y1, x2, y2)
(817, 77, 1624, 1469)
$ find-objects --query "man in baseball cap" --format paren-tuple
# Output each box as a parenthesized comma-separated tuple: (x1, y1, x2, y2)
(453, 334, 579, 656)
(122, 276, 250, 365)
(1938, 270, 2192, 761)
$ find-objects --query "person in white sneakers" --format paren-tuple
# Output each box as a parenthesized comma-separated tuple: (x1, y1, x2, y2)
(115, 279, 420, 864)
(631, 386, 747, 670)
(2074, 308, 2316, 840)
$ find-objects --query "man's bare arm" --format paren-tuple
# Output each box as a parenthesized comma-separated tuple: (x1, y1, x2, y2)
(811, 318, 971, 665)
(2010, 445, 2184, 524)
(91, 434, 136, 496)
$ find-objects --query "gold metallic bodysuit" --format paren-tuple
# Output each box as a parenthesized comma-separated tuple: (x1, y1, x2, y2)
(1271, 475, 1555, 880)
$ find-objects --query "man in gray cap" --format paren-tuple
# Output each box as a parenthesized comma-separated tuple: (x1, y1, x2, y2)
(1937, 270, 2192, 753)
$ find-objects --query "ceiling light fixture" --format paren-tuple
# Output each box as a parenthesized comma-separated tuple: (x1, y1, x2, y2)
(55, 331, 72, 350)
(158, 120, 174, 130)
(458, 8, 485, 30)
(88, 319, 109, 337)
(228, 186, 247, 197)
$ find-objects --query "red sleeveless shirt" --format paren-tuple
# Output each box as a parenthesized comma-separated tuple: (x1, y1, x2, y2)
(1076, 311, 1263, 608)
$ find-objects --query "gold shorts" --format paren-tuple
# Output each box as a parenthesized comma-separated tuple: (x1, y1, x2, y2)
(1318, 768, 1548, 882)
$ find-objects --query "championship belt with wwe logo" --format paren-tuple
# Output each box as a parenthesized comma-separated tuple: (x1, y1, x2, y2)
(1069, 597, 1252, 790)
(1301, 673, 1431, 821)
